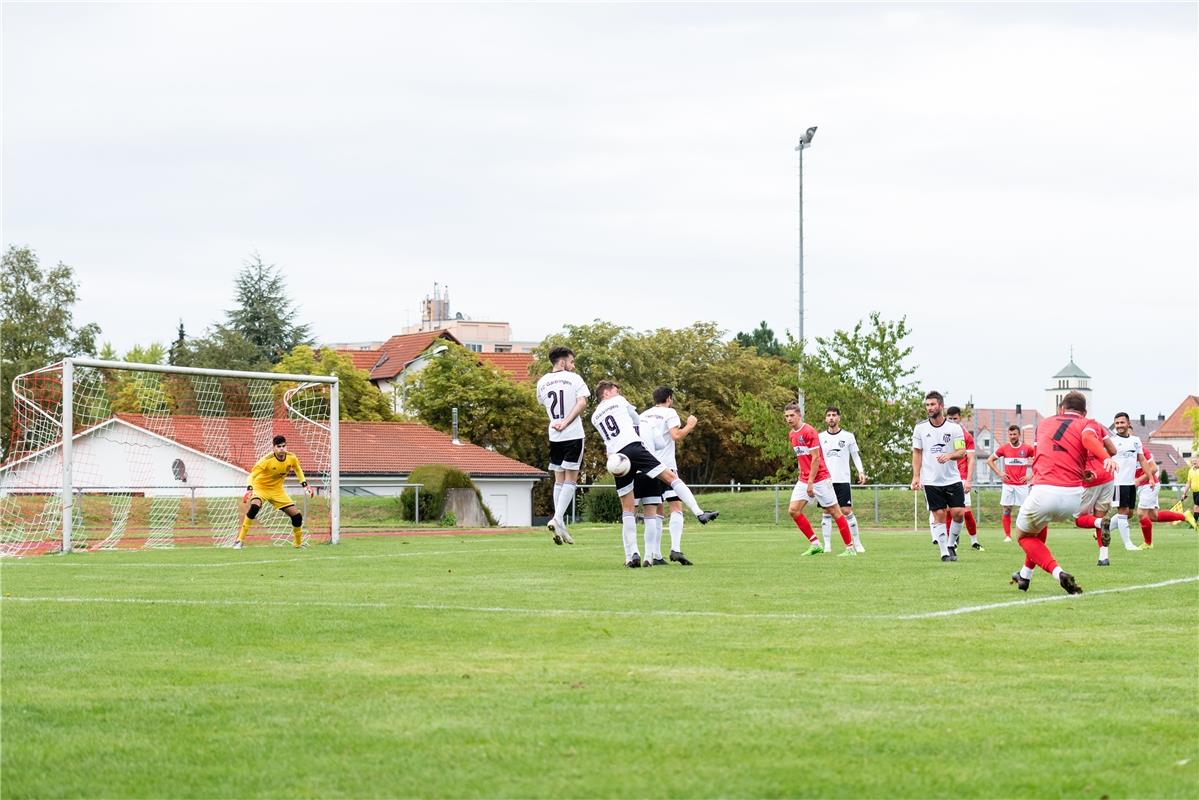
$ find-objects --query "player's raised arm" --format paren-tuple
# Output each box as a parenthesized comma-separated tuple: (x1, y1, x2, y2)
(672, 414, 697, 441)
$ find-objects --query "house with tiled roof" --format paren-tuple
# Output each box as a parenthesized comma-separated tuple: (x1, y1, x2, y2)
(478, 352, 536, 384)
(960, 407, 1044, 484)
(0, 415, 546, 526)
(1150, 395, 1198, 460)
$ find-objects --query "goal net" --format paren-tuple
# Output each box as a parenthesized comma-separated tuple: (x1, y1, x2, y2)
(0, 359, 339, 556)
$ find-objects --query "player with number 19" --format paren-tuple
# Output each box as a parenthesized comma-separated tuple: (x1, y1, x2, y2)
(535, 347, 590, 545)
(590, 380, 717, 568)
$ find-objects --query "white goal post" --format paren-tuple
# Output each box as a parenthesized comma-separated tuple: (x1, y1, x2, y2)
(0, 358, 339, 555)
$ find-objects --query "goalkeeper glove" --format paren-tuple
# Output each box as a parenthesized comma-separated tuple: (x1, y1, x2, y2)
(242, 487, 253, 503)
(302, 480, 314, 497)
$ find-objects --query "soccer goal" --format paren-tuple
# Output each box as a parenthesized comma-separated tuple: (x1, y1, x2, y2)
(0, 358, 339, 555)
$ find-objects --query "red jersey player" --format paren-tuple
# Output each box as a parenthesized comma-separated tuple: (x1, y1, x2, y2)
(1010, 391, 1116, 595)
(784, 402, 855, 557)
(1135, 453, 1188, 547)
(986, 424, 1034, 542)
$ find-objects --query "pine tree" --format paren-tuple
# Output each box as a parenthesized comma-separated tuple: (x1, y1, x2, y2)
(224, 253, 313, 365)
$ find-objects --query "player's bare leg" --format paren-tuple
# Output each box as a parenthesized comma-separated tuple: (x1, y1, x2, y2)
(1013, 526, 1081, 595)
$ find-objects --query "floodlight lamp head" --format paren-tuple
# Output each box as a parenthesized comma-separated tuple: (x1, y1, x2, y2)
(795, 125, 817, 150)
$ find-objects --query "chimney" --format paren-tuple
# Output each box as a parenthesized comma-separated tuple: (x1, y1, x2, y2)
(1139, 414, 1145, 427)
(451, 407, 461, 445)
(1159, 412, 1166, 421)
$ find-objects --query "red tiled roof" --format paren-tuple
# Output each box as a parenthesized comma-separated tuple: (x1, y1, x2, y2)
(1152, 395, 1198, 440)
(966, 408, 1045, 449)
(479, 352, 536, 383)
(369, 331, 460, 381)
(334, 349, 383, 372)
(1144, 441, 1185, 473)
(114, 415, 545, 478)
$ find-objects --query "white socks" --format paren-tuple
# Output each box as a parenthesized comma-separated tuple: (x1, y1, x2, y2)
(821, 514, 833, 551)
(1019, 565, 1034, 580)
(935, 523, 950, 557)
(1114, 514, 1134, 548)
(669, 479, 704, 517)
(948, 519, 963, 548)
(642, 515, 663, 560)
(847, 513, 861, 548)
(669, 511, 683, 552)
(1099, 545, 1109, 560)
(621, 513, 638, 559)
(554, 481, 577, 523)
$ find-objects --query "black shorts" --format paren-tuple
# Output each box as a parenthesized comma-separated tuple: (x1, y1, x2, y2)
(633, 473, 663, 504)
(614, 441, 666, 496)
(1113, 484, 1136, 509)
(924, 483, 965, 512)
(832, 482, 853, 508)
(548, 438, 584, 471)
(1193, 491, 1199, 506)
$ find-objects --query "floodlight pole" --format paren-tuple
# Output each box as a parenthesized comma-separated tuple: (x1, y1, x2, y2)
(795, 126, 816, 413)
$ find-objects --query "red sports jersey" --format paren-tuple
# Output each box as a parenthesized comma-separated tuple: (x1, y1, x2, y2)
(994, 443, 1035, 485)
(1082, 451, 1114, 488)
(790, 424, 830, 483)
(956, 429, 976, 479)
(1032, 413, 1107, 488)
(1135, 447, 1156, 485)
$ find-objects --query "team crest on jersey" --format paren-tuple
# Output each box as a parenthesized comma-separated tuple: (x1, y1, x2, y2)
(942, 433, 951, 443)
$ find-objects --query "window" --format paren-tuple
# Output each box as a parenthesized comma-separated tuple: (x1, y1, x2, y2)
(465, 343, 483, 353)
(494, 344, 512, 353)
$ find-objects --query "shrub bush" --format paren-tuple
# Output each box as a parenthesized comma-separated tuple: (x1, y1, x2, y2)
(584, 479, 622, 523)
(400, 465, 495, 524)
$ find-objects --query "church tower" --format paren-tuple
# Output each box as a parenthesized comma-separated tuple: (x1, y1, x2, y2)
(1046, 348, 1092, 415)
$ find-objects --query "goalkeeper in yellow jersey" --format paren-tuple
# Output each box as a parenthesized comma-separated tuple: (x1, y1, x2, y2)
(235, 434, 314, 549)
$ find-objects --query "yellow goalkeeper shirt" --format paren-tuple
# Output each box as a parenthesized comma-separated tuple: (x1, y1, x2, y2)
(1190, 469, 1199, 492)
(248, 452, 306, 492)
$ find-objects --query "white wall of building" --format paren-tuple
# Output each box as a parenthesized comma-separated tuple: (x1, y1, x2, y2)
(0, 421, 247, 496)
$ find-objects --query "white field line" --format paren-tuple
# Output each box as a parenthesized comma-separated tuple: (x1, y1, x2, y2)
(0, 547, 523, 569)
(894, 575, 1199, 620)
(5, 576, 1195, 621)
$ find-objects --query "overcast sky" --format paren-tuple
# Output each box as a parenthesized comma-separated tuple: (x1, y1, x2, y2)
(4, 2, 1196, 423)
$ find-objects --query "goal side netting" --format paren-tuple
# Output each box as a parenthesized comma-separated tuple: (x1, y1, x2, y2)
(0, 359, 339, 556)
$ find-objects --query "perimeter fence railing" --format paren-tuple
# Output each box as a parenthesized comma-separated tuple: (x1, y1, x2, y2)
(562, 482, 1194, 531)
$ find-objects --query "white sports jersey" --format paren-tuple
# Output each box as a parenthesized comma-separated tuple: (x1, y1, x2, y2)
(912, 419, 966, 487)
(819, 429, 864, 484)
(591, 395, 645, 455)
(535, 370, 590, 442)
(639, 406, 681, 469)
(1109, 433, 1142, 486)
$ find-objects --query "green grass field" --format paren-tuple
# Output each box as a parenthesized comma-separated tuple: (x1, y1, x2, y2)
(2, 521, 1197, 799)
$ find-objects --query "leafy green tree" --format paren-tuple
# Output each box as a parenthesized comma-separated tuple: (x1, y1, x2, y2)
(400, 342, 545, 469)
(223, 253, 313, 365)
(274, 346, 394, 422)
(1, 246, 101, 456)
(737, 313, 924, 484)
(175, 326, 270, 372)
(734, 321, 782, 357)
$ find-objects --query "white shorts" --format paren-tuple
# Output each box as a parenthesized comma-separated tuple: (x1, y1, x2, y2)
(1076, 481, 1114, 517)
(1000, 484, 1030, 507)
(1017, 485, 1084, 533)
(1137, 484, 1159, 510)
(791, 478, 838, 509)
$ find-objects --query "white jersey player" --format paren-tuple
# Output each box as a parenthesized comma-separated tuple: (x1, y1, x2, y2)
(638, 386, 699, 565)
(535, 347, 590, 545)
(1108, 412, 1153, 552)
(590, 380, 717, 568)
(910, 391, 967, 562)
(818, 406, 867, 553)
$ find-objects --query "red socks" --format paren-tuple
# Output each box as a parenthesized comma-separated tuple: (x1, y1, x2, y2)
(1018, 535, 1059, 575)
(1157, 511, 1186, 523)
(1140, 516, 1152, 546)
(835, 515, 852, 546)
(1075, 514, 1100, 529)
(1002, 513, 1012, 537)
(964, 510, 977, 537)
(793, 513, 816, 542)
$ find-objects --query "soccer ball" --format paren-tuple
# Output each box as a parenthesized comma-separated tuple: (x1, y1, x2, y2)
(607, 453, 631, 477)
